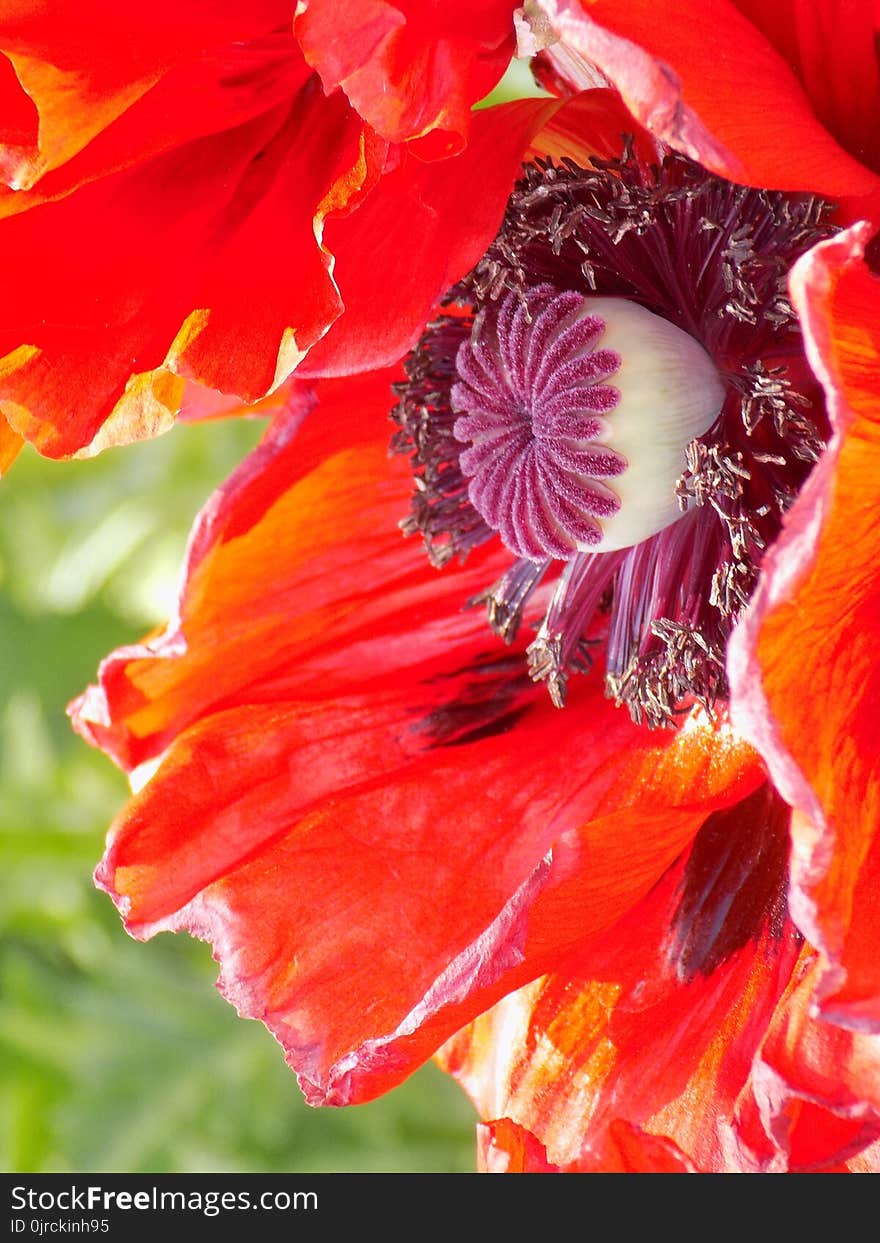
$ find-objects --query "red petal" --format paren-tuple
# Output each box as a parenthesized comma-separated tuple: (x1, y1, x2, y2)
(74, 369, 761, 1104)
(177, 376, 314, 425)
(440, 855, 880, 1170)
(294, 0, 518, 156)
(530, 85, 660, 167)
(478, 1120, 560, 1172)
(0, 33, 305, 226)
(0, 68, 380, 456)
(478, 1117, 694, 1172)
(599, 1121, 695, 1174)
(534, 0, 880, 197)
(730, 224, 880, 1031)
(0, 1, 292, 190)
(733, 952, 880, 1171)
(0, 50, 38, 185)
(166, 85, 384, 399)
(297, 96, 561, 377)
(731, 0, 880, 176)
(298, 89, 650, 378)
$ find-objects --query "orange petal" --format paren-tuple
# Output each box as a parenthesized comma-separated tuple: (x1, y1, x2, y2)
(477, 1117, 694, 1171)
(0, 409, 22, 473)
(478, 1119, 560, 1172)
(530, 85, 659, 166)
(441, 857, 880, 1171)
(439, 821, 807, 1170)
(730, 224, 880, 1031)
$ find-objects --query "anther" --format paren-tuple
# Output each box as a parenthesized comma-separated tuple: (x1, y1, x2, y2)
(392, 149, 836, 724)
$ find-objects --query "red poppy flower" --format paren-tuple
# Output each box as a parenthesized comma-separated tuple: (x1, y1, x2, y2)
(70, 4, 880, 1171)
(0, 0, 517, 466)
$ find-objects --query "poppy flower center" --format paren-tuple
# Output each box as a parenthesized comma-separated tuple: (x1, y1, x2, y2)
(450, 286, 724, 561)
(392, 146, 836, 726)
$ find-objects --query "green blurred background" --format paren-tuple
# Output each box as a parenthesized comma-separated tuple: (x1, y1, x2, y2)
(0, 417, 477, 1173)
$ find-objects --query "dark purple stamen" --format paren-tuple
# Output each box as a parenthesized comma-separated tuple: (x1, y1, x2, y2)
(392, 146, 837, 726)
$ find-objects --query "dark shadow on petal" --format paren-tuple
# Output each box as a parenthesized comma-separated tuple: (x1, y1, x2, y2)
(670, 781, 792, 982)
(412, 651, 535, 748)
(864, 227, 880, 276)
